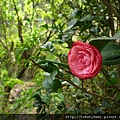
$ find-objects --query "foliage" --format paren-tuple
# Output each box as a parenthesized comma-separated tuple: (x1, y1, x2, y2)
(0, 0, 120, 116)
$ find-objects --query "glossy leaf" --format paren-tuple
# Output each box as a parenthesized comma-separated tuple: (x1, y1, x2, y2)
(80, 14, 91, 22)
(43, 77, 62, 93)
(89, 31, 120, 52)
(101, 43, 120, 60)
(40, 42, 55, 52)
(41, 94, 50, 105)
(102, 43, 120, 65)
(102, 57, 120, 65)
(43, 68, 61, 93)
(70, 8, 82, 18)
(89, 37, 116, 52)
(72, 77, 80, 86)
(112, 31, 120, 39)
(51, 70, 58, 80)
(67, 18, 78, 30)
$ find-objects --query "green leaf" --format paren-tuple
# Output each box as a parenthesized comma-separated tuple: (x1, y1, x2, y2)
(24, 18, 31, 22)
(58, 93, 64, 101)
(102, 43, 120, 60)
(70, 8, 79, 18)
(89, 31, 120, 52)
(115, 93, 120, 102)
(89, 37, 116, 52)
(40, 42, 55, 52)
(102, 58, 120, 65)
(88, 16, 102, 21)
(67, 18, 78, 30)
(33, 90, 45, 110)
(51, 70, 58, 80)
(72, 77, 80, 86)
(80, 14, 91, 22)
(105, 78, 118, 86)
(101, 100, 111, 107)
(80, 24, 92, 34)
(40, 94, 50, 105)
(90, 25, 99, 34)
(102, 43, 120, 65)
(36, 59, 60, 73)
(41, 24, 48, 29)
(70, 8, 82, 18)
(43, 77, 62, 93)
(112, 31, 120, 39)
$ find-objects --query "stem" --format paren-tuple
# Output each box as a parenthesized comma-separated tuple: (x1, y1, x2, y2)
(81, 80, 84, 113)
(82, 80, 84, 90)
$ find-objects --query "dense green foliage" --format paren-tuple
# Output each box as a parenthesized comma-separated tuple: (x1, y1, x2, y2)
(0, 0, 120, 116)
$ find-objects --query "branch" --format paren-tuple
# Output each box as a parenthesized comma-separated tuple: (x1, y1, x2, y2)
(101, 0, 120, 20)
(22, 53, 47, 71)
(0, 39, 7, 49)
(17, 63, 29, 79)
(24, 54, 118, 103)
(12, 0, 23, 43)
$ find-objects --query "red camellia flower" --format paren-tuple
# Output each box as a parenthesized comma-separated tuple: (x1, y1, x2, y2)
(68, 41, 102, 79)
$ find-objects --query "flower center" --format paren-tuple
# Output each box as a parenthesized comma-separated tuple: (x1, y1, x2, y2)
(77, 51, 90, 66)
(77, 53, 86, 63)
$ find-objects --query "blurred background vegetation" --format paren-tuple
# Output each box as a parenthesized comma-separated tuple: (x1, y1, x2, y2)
(0, 0, 120, 116)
